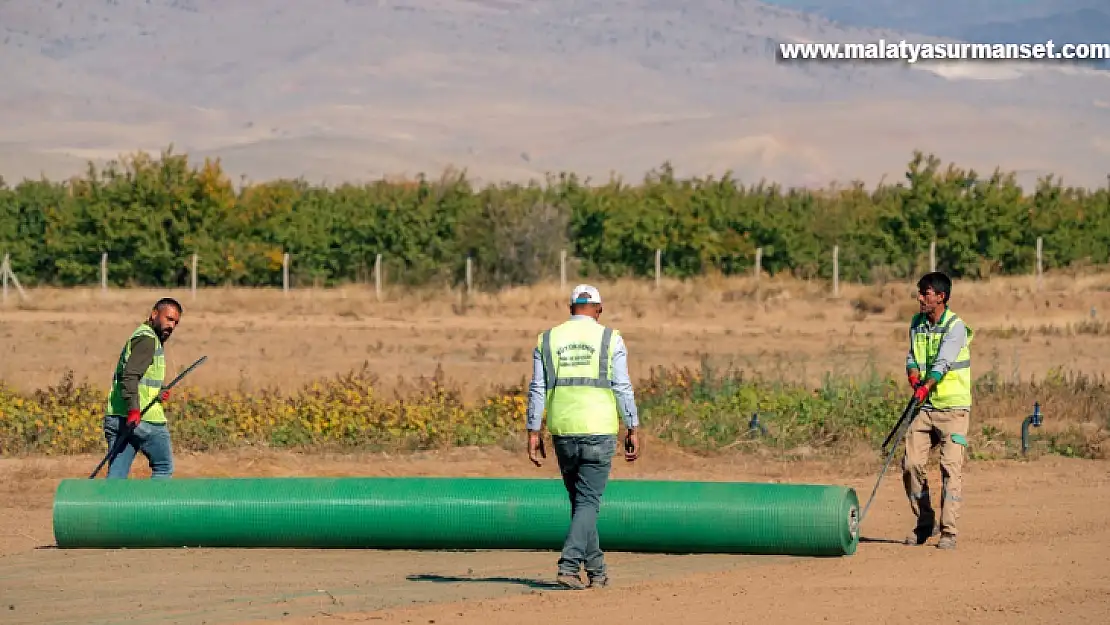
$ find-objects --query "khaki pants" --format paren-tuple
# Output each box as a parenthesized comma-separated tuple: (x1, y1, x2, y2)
(901, 407, 969, 537)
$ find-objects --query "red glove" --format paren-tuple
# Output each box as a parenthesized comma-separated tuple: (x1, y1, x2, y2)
(912, 384, 930, 403)
(160, 389, 171, 402)
(907, 372, 921, 388)
(126, 408, 142, 428)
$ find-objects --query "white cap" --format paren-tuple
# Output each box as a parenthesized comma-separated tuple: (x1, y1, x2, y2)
(570, 284, 602, 305)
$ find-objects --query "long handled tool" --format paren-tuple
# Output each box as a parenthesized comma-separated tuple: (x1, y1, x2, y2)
(88, 355, 208, 479)
(859, 395, 922, 525)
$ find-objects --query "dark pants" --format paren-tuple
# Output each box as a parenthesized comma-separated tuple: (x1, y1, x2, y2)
(553, 434, 617, 578)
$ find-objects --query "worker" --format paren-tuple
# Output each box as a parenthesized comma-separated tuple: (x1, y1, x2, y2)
(526, 284, 640, 590)
(103, 297, 183, 479)
(902, 271, 973, 550)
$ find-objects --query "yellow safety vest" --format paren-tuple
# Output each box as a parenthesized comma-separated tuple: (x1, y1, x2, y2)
(536, 318, 621, 435)
(106, 323, 167, 423)
(910, 308, 974, 409)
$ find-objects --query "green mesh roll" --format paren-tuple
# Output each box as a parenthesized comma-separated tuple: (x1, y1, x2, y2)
(52, 477, 860, 556)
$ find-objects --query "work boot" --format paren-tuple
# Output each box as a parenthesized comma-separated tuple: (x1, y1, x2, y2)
(904, 523, 938, 546)
(936, 533, 957, 550)
(557, 573, 586, 590)
(588, 575, 609, 589)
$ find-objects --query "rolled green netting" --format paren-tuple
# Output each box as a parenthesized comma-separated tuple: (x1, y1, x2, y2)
(52, 477, 860, 556)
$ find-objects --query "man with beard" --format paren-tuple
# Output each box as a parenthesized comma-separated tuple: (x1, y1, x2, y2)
(103, 297, 184, 479)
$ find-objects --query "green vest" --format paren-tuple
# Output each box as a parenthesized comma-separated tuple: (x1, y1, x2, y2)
(536, 318, 621, 436)
(910, 308, 974, 410)
(106, 323, 167, 424)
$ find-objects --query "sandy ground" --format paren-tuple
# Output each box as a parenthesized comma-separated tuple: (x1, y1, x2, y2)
(0, 449, 1107, 625)
(2, 275, 1110, 398)
(3, 276, 1110, 624)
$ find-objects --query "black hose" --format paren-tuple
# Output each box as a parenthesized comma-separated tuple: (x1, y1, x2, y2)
(860, 396, 921, 526)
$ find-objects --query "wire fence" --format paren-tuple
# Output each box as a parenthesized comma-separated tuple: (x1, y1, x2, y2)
(1, 236, 1054, 304)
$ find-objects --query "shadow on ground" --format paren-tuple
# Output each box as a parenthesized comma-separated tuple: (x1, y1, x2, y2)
(860, 536, 906, 545)
(408, 573, 564, 590)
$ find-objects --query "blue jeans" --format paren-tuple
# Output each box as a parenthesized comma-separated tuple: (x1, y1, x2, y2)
(553, 434, 617, 579)
(103, 415, 175, 479)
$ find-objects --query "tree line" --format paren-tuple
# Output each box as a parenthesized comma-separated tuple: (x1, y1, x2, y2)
(1, 147, 1108, 290)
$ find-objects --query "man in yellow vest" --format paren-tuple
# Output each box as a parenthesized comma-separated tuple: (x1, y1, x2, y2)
(103, 298, 183, 479)
(526, 284, 640, 590)
(903, 272, 973, 550)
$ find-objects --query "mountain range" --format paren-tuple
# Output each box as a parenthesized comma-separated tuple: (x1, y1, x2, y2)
(1, 0, 1107, 190)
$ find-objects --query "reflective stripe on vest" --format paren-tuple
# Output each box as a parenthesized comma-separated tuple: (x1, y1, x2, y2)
(910, 309, 974, 409)
(106, 323, 168, 423)
(537, 319, 620, 436)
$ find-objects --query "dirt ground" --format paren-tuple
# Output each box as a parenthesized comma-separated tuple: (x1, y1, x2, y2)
(3, 275, 1110, 624)
(0, 449, 1107, 625)
(2, 273, 1110, 398)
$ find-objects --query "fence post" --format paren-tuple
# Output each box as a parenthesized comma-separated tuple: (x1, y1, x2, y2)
(375, 253, 382, 301)
(101, 253, 108, 293)
(930, 240, 936, 272)
(1, 253, 27, 302)
(654, 249, 661, 289)
(1036, 237, 1043, 291)
(282, 252, 290, 295)
(833, 245, 839, 297)
(560, 249, 566, 290)
(191, 254, 198, 300)
(754, 247, 762, 281)
(466, 256, 472, 294)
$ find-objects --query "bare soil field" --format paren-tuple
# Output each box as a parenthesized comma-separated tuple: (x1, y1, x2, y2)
(0, 449, 1107, 625)
(2, 274, 1110, 398)
(2, 274, 1109, 624)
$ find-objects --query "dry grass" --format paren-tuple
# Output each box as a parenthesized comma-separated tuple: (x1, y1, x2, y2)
(3, 271, 1110, 399)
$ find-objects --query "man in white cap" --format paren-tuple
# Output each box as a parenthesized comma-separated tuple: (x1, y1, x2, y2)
(526, 283, 640, 590)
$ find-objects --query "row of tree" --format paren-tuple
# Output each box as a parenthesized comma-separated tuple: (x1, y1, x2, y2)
(1, 148, 1108, 289)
